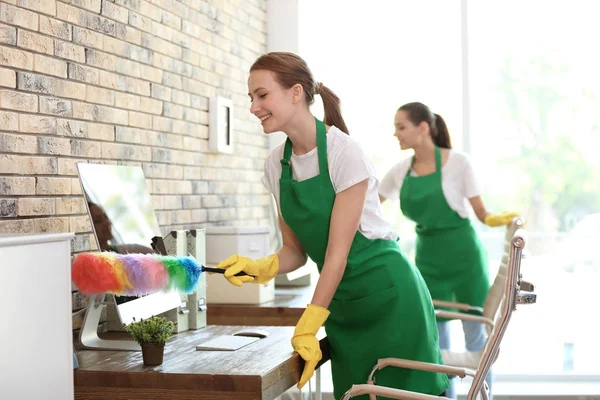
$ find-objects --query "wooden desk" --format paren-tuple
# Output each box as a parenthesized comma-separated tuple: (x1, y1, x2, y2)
(75, 325, 328, 400)
(207, 286, 315, 326)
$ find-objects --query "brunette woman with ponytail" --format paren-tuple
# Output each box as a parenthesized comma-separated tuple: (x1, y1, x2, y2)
(379, 102, 520, 399)
(215, 54, 449, 398)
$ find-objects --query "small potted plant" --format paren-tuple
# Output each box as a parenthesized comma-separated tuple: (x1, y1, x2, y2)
(123, 315, 175, 365)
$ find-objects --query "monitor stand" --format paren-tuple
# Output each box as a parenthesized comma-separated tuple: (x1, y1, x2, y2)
(79, 294, 140, 351)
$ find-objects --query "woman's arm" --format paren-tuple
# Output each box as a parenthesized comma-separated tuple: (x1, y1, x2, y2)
(468, 195, 489, 224)
(311, 179, 369, 308)
(378, 160, 408, 206)
(276, 211, 309, 274)
(470, 196, 521, 227)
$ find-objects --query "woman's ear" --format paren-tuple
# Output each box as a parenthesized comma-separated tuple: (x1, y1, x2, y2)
(418, 121, 430, 136)
(291, 83, 304, 104)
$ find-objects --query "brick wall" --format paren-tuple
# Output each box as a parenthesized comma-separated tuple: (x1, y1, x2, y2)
(0, 0, 272, 253)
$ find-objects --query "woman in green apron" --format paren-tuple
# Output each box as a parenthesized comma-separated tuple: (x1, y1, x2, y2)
(216, 53, 450, 399)
(379, 102, 519, 398)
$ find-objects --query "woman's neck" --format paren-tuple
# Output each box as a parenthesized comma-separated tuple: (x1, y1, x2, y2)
(283, 110, 319, 155)
(413, 138, 437, 163)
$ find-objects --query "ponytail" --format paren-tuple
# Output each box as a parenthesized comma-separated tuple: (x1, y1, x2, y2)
(398, 102, 452, 149)
(432, 113, 451, 149)
(316, 83, 349, 134)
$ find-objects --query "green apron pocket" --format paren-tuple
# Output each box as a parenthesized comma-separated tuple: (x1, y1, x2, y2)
(328, 285, 399, 329)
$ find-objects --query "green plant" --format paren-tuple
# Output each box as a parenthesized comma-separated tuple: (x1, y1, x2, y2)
(123, 316, 175, 345)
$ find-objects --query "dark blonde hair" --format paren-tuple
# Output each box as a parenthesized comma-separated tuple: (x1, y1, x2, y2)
(250, 52, 349, 134)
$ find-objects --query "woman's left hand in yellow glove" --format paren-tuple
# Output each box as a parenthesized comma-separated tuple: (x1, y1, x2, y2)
(484, 211, 521, 227)
(291, 304, 330, 389)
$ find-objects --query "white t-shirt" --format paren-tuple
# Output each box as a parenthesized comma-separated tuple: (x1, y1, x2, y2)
(378, 150, 481, 219)
(262, 126, 398, 241)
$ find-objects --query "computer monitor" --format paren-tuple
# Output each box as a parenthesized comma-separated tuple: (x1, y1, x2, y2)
(76, 163, 181, 350)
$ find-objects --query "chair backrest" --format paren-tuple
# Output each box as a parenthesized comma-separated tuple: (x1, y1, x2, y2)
(468, 227, 527, 400)
(482, 217, 524, 327)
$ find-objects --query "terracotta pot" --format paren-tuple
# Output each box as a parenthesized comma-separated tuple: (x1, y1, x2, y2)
(141, 343, 165, 365)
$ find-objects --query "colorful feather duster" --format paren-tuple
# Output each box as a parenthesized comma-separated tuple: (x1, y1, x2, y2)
(71, 252, 253, 296)
(71, 252, 202, 296)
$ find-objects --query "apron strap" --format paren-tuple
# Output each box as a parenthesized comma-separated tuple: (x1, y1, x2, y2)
(407, 156, 415, 175)
(315, 118, 329, 177)
(281, 138, 293, 179)
(435, 146, 442, 175)
(406, 147, 442, 177)
(280, 118, 328, 179)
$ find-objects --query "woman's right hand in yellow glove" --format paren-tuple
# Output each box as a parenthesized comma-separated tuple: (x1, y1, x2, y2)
(215, 254, 279, 286)
(484, 211, 521, 227)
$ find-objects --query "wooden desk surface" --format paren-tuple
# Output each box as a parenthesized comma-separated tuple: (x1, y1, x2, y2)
(75, 325, 328, 400)
(207, 285, 315, 326)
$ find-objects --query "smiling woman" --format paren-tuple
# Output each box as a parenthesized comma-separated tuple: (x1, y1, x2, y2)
(214, 51, 451, 398)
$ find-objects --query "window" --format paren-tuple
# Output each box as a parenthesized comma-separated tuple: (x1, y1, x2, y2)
(467, 0, 600, 377)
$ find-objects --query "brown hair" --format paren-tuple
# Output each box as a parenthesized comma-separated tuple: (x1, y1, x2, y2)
(398, 102, 451, 149)
(250, 52, 349, 134)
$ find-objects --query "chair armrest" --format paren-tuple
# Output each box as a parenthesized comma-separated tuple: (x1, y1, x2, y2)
(517, 292, 537, 304)
(377, 358, 475, 379)
(343, 384, 452, 400)
(519, 280, 535, 292)
(435, 310, 495, 328)
(432, 299, 484, 314)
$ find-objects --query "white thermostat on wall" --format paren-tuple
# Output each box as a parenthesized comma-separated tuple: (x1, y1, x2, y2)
(209, 96, 234, 154)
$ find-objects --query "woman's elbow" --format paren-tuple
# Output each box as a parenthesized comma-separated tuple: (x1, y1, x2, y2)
(299, 251, 308, 266)
(289, 244, 308, 268)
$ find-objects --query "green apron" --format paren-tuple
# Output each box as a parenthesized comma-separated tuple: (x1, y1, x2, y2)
(400, 147, 489, 318)
(279, 119, 449, 399)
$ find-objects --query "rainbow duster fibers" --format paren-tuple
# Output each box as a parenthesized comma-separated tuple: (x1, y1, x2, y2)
(118, 254, 169, 296)
(159, 255, 201, 294)
(96, 252, 133, 294)
(71, 253, 122, 294)
(71, 252, 202, 296)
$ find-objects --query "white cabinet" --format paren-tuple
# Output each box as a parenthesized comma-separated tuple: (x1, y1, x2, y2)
(205, 226, 275, 304)
(0, 233, 75, 400)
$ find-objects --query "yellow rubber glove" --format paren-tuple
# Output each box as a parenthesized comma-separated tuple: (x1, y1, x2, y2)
(292, 304, 330, 389)
(484, 211, 521, 227)
(215, 254, 279, 287)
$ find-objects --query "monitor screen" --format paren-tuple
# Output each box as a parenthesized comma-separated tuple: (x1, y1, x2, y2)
(77, 163, 181, 324)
